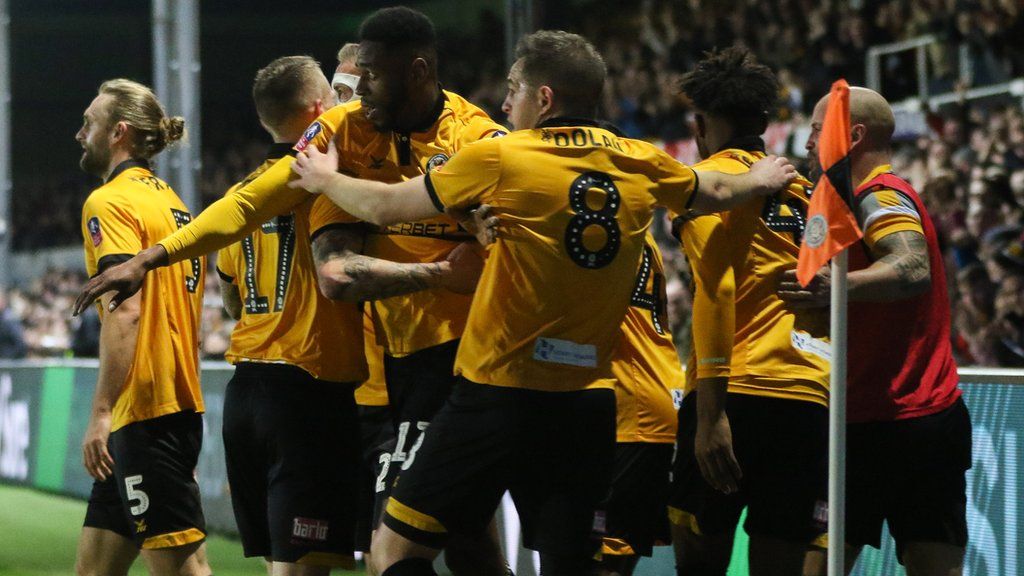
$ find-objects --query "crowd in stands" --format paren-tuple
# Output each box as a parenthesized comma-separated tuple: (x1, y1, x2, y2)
(4, 0, 1024, 366)
(0, 267, 236, 361)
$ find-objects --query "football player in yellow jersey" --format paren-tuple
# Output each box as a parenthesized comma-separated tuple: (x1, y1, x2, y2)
(72, 9, 508, 576)
(666, 48, 830, 576)
(463, 206, 683, 576)
(301, 15, 503, 575)
(288, 31, 796, 576)
(74, 80, 211, 576)
(329, 42, 401, 574)
(215, 55, 368, 575)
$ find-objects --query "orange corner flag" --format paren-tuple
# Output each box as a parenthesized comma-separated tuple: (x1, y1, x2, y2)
(797, 79, 863, 287)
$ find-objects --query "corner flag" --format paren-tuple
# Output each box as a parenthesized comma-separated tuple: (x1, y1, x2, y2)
(797, 79, 862, 286)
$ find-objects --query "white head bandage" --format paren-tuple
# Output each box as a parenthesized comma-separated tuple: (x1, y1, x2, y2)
(332, 73, 361, 102)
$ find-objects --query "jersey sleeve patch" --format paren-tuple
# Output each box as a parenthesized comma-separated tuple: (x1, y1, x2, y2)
(294, 121, 324, 152)
(87, 216, 103, 246)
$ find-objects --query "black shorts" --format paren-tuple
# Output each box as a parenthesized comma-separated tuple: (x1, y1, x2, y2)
(602, 442, 674, 557)
(379, 339, 460, 506)
(846, 397, 971, 560)
(83, 410, 206, 549)
(382, 379, 616, 561)
(354, 404, 396, 551)
(223, 363, 359, 566)
(669, 392, 828, 543)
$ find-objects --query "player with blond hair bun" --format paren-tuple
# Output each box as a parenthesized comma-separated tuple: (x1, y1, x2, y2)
(75, 78, 210, 576)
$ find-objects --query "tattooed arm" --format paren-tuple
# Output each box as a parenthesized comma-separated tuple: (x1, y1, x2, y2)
(848, 230, 932, 302)
(311, 226, 483, 302)
(779, 230, 931, 307)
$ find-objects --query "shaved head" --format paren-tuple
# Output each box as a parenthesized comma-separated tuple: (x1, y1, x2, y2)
(806, 86, 896, 182)
(811, 86, 895, 150)
(849, 87, 895, 148)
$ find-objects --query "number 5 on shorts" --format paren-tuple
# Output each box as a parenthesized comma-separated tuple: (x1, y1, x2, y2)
(124, 474, 150, 516)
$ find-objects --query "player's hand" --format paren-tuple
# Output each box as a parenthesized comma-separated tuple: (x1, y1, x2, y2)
(73, 250, 156, 316)
(778, 268, 831, 308)
(695, 413, 742, 494)
(82, 410, 115, 481)
(447, 204, 500, 246)
(290, 139, 341, 194)
(440, 242, 484, 294)
(749, 154, 798, 194)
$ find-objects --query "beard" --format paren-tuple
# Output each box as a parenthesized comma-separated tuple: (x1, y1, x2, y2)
(806, 155, 822, 183)
(79, 142, 111, 178)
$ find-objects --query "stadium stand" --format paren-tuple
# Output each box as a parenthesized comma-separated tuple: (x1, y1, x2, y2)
(4, 0, 1022, 367)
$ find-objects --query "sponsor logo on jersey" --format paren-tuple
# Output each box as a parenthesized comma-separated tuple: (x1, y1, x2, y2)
(87, 217, 103, 246)
(293, 122, 323, 152)
(671, 388, 685, 410)
(378, 220, 471, 240)
(791, 330, 832, 361)
(490, 130, 508, 138)
(135, 519, 147, 534)
(292, 517, 329, 541)
(533, 337, 597, 368)
(425, 153, 449, 172)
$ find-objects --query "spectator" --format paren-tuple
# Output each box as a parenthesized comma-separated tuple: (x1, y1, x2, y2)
(0, 289, 27, 359)
(71, 306, 101, 358)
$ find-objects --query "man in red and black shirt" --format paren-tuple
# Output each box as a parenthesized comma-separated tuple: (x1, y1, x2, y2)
(780, 87, 970, 576)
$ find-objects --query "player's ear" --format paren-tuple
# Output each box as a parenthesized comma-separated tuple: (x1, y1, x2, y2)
(111, 121, 129, 145)
(538, 85, 554, 116)
(410, 57, 429, 84)
(850, 123, 867, 150)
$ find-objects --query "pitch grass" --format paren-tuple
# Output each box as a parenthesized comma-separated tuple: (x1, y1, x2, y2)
(0, 484, 364, 576)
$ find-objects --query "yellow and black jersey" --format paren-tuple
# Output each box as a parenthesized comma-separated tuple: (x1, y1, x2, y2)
(216, 143, 366, 383)
(81, 159, 205, 431)
(679, 141, 829, 406)
(425, 118, 698, 392)
(301, 92, 506, 356)
(158, 90, 505, 357)
(610, 235, 683, 443)
(854, 163, 924, 248)
(356, 307, 389, 406)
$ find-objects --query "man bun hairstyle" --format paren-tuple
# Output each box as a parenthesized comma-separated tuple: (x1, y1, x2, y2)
(159, 116, 186, 145)
(515, 30, 607, 117)
(99, 79, 185, 159)
(252, 55, 323, 131)
(679, 46, 780, 137)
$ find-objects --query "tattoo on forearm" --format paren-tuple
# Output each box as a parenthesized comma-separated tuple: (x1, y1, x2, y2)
(340, 255, 444, 300)
(873, 231, 930, 295)
(312, 228, 444, 300)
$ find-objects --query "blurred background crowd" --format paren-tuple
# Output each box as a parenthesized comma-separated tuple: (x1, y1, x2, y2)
(3, 0, 1022, 367)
